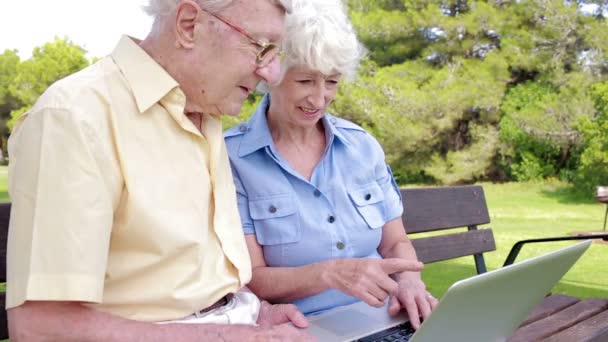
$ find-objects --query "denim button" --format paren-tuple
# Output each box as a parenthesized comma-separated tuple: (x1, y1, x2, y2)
(328, 215, 335, 223)
(269, 205, 277, 214)
(336, 242, 345, 250)
(314, 189, 321, 197)
(239, 125, 248, 132)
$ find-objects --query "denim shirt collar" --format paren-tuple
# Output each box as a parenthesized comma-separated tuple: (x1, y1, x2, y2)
(237, 94, 351, 158)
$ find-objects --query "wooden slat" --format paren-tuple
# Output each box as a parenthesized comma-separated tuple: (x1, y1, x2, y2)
(0, 203, 10, 283)
(508, 299, 608, 342)
(0, 293, 8, 340)
(588, 326, 608, 342)
(519, 294, 580, 327)
(0, 203, 10, 340)
(410, 229, 496, 264)
(401, 186, 490, 234)
(543, 309, 608, 342)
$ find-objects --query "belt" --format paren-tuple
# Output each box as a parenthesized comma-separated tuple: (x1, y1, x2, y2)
(198, 294, 232, 314)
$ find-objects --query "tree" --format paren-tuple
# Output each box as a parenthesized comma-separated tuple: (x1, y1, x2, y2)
(8, 37, 90, 129)
(574, 81, 608, 193)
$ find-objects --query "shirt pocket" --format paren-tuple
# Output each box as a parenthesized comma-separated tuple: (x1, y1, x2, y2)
(348, 183, 386, 229)
(249, 193, 301, 245)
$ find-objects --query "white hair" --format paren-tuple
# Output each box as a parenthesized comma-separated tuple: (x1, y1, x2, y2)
(144, 0, 292, 18)
(280, 0, 366, 81)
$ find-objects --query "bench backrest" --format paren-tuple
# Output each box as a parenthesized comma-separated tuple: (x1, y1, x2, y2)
(401, 185, 496, 274)
(0, 202, 10, 340)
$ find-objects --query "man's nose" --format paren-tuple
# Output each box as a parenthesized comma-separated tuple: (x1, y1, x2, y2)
(255, 58, 282, 86)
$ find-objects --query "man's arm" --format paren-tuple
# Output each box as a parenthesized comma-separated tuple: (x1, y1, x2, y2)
(8, 301, 313, 342)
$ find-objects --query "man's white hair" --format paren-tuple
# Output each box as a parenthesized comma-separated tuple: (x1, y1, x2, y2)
(280, 0, 366, 82)
(144, 0, 292, 17)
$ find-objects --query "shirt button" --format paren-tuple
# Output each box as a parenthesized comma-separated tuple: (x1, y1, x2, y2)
(313, 189, 321, 197)
(328, 215, 335, 223)
(336, 242, 345, 250)
(269, 205, 277, 214)
(239, 125, 248, 133)
(330, 118, 337, 125)
(364, 193, 372, 201)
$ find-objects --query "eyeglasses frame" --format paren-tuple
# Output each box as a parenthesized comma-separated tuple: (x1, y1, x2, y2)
(200, 8, 281, 67)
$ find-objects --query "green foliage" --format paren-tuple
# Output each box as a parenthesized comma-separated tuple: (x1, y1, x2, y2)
(0, 50, 22, 150)
(498, 78, 593, 182)
(573, 81, 608, 192)
(221, 94, 262, 130)
(0, 50, 21, 114)
(8, 38, 90, 128)
(331, 51, 509, 184)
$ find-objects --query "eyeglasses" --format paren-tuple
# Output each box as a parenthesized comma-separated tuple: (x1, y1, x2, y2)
(201, 9, 282, 68)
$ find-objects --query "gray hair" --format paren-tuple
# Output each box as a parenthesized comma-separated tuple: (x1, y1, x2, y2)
(144, 0, 292, 18)
(280, 0, 366, 81)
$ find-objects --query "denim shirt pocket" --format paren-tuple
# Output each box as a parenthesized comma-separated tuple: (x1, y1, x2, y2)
(348, 183, 386, 229)
(249, 193, 301, 245)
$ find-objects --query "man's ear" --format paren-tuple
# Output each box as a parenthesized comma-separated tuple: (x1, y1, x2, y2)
(174, 0, 201, 49)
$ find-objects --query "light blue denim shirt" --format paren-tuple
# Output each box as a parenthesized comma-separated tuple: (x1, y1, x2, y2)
(224, 94, 403, 315)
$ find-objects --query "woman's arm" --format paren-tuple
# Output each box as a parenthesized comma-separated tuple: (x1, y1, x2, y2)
(378, 218, 438, 329)
(245, 235, 423, 306)
(245, 235, 333, 302)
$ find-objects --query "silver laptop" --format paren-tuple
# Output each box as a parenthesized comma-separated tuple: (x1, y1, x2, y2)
(305, 240, 591, 342)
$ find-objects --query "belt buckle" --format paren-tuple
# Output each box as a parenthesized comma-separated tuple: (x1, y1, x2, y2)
(194, 294, 233, 318)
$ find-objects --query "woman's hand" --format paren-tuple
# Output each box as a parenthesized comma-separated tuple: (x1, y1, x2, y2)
(387, 275, 439, 330)
(321, 258, 423, 307)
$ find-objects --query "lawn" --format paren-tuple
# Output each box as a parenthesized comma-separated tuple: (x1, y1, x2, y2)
(0, 167, 606, 300)
(0, 166, 7, 202)
(420, 181, 608, 300)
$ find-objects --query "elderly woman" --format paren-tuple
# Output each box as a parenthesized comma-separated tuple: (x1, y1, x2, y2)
(224, 0, 437, 330)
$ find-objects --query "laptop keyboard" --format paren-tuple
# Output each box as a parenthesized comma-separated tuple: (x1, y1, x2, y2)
(355, 322, 416, 342)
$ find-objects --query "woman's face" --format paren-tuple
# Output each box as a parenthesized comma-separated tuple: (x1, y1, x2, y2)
(268, 65, 341, 127)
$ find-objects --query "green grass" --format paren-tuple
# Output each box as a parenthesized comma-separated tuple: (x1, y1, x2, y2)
(0, 166, 7, 202)
(420, 180, 608, 300)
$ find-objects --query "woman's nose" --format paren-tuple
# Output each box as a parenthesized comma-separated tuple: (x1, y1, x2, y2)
(308, 86, 326, 108)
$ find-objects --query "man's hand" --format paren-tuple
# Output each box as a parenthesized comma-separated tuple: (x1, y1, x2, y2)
(387, 275, 439, 330)
(254, 301, 315, 341)
(321, 258, 423, 307)
(256, 300, 308, 328)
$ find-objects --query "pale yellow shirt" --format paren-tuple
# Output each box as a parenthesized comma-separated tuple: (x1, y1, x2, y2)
(6, 36, 252, 321)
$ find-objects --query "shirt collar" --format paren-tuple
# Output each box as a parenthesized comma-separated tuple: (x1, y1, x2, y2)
(238, 94, 275, 157)
(322, 114, 351, 147)
(111, 36, 179, 113)
(237, 94, 351, 157)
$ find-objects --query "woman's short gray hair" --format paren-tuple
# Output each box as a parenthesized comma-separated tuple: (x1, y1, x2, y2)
(281, 0, 366, 81)
(144, 0, 292, 18)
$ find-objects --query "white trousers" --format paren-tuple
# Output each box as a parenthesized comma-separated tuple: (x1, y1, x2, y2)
(158, 292, 261, 325)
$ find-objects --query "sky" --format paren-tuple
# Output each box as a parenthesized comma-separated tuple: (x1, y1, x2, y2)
(0, 0, 153, 59)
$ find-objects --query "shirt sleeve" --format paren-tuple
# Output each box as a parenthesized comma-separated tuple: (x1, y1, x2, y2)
(6, 104, 118, 308)
(371, 137, 403, 222)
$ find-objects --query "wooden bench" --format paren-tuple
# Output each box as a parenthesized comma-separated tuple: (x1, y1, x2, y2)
(400, 185, 608, 341)
(0, 186, 605, 340)
(0, 203, 10, 340)
(401, 185, 495, 274)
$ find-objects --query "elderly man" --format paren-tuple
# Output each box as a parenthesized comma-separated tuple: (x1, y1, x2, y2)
(6, 0, 313, 340)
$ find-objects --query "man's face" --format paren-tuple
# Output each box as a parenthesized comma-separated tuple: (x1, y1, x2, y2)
(181, 0, 285, 116)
